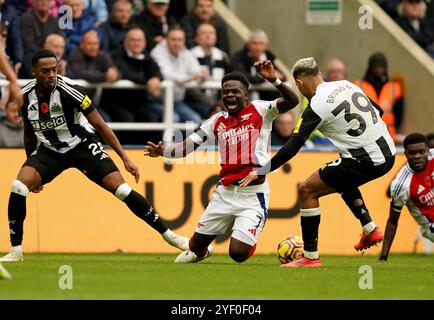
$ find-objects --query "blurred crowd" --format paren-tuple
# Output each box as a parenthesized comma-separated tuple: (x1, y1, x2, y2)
(0, 0, 288, 145)
(376, 0, 434, 57)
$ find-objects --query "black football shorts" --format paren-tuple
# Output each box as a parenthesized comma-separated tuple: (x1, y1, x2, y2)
(319, 156, 395, 193)
(23, 134, 119, 186)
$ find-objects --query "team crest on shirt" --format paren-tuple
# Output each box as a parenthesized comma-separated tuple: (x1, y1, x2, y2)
(51, 103, 62, 112)
(240, 113, 252, 122)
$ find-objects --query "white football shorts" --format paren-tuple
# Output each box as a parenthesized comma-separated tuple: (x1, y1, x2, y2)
(195, 181, 270, 246)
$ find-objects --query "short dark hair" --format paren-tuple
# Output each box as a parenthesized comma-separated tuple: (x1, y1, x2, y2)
(403, 133, 428, 149)
(32, 49, 57, 67)
(221, 71, 249, 91)
(426, 133, 434, 141)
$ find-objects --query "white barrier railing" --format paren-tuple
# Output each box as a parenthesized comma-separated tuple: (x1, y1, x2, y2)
(0, 79, 289, 134)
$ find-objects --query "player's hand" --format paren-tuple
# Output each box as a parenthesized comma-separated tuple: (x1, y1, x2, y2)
(8, 81, 23, 107)
(144, 141, 164, 157)
(124, 158, 140, 183)
(239, 170, 259, 187)
(31, 185, 44, 193)
(254, 60, 277, 83)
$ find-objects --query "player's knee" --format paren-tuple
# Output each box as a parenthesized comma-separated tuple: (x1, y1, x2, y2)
(11, 180, 29, 197)
(115, 183, 132, 201)
(229, 249, 249, 263)
(298, 182, 312, 201)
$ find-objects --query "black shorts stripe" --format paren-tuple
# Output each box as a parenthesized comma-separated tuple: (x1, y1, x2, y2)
(376, 136, 393, 159)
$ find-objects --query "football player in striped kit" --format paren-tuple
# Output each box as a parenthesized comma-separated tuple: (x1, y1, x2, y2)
(0, 49, 189, 262)
(241, 57, 396, 267)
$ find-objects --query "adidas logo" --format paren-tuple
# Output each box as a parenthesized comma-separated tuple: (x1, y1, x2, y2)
(248, 228, 257, 236)
(417, 185, 425, 194)
(28, 105, 37, 112)
(217, 122, 226, 132)
(10, 229, 15, 235)
(153, 214, 159, 222)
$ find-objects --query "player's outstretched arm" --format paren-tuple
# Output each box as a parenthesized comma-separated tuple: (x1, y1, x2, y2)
(0, 48, 22, 107)
(144, 138, 200, 159)
(379, 203, 402, 261)
(254, 60, 299, 113)
(86, 109, 140, 183)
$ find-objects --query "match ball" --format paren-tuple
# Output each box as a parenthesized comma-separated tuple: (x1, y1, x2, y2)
(277, 235, 304, 264)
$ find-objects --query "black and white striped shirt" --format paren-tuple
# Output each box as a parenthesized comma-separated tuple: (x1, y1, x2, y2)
(295, 80, 396, 165)
(20, 76, 95, 153)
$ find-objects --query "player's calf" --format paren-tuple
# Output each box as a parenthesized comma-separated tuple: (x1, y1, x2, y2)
(114, 183, 189, 250)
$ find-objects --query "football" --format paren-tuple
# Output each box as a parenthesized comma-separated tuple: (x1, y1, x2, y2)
(277, 235, 304, 264)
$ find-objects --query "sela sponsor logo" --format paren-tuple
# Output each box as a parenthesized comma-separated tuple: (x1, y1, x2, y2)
(30, 115, 66, 132)
(240, 113, 253, 122)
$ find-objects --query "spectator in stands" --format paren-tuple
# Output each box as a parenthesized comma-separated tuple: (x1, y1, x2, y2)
(190, 22, 231, 111)
(63, 0, 100, 55)
(396, 0, 434, 55)
(427, 0, 434, 25)
(107, 28, 164, 123)
(43, 33, 69, 76)
(325, 58, 346, 81)
(68, 29, 116, 121)
(0, 100, 24, 147)
(151, 25, 207, 122)
(68, 29, 118, 82)
(8, 1, 27, 16)
(0, 0, 23, 74)
(20, 0, 62, 78)
(134, 0, 175, 50)
(27, 0, 64, 17)
(354, 52, 404, 143)
(100, 0, 135, 54)
(271, 112, 295, 146)
(231, 29, 285, 100)
(181, 0, 230, 53)
(83, 0, 108, 26)
(376, 0, 401, 20)
(169, 0, 188, 22)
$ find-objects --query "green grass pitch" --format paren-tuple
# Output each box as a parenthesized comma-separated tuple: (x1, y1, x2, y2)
(0, 253, 432, 300)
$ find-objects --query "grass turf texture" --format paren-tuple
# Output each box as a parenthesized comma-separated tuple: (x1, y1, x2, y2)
(0, 253, 432, 299)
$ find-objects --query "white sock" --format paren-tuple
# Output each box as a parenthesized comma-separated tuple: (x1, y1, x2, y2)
(363, 222, 376, 235)
(162, 229, 174, 238)
(303, 250, 319, 260)
(11, 245, 22, 253)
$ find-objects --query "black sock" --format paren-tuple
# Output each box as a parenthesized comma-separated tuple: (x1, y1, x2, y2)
(8, 192, 27, 246)
(341, 188, 372, 227)
(301, 215, 320, 252)
(123, 190, 168, 233)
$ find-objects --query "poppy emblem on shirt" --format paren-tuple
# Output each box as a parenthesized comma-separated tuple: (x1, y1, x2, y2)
(40, 103, 49, 113)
